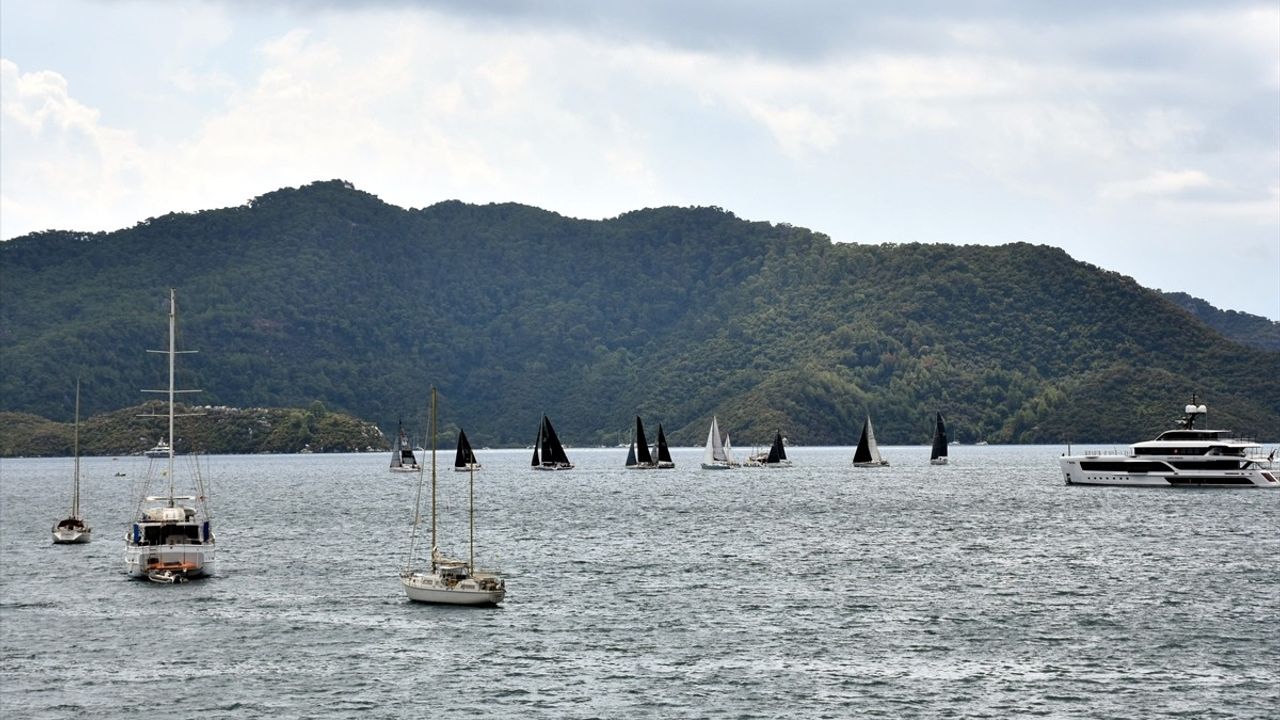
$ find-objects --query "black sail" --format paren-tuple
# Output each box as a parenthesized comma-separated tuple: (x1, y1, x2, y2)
(766, 431, 784, 464)
(455, 429, 474, 468)
(531, 421, 542, 467)
(625, 441, 637, 467)
(635, 416, 654, 465)
(656, 425, 673, 464)
(853, 421, 873, 464)
(543, 415, 571, 465)
(931, 413, 948, 460)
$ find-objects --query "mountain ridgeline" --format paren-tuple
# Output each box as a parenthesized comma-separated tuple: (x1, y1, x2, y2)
(3, 180, 1278, 448)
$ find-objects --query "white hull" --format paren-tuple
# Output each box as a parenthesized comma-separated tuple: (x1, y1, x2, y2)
(701, 462, 733, 470)
(401, 572, 504, 606)
(533, 463, 574, 471)
(1059, 457, 1278, 488)
(655, 462, 675, 469)
(125, 543, 216, 579)
(390, 466, 420, 473)
(453, 464, 482, 472)
(930, 458, 948, 465)
(853, 461, 890, 467)
(52, 527, 91, 544)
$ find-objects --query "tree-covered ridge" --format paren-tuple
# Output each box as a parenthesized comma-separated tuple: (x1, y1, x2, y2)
(1160, 291, 1280, 352)
(2, 179, 1277, 447)
(0, 402, 388, 457)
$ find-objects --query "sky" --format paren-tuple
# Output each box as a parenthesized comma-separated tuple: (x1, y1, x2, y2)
(2, 0, 1278, 319)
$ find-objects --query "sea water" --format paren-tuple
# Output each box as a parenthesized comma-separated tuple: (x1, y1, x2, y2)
(1, 446, 1277, 719)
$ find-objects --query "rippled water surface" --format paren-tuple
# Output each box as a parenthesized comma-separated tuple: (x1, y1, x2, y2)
(3, 445, 1277, 718)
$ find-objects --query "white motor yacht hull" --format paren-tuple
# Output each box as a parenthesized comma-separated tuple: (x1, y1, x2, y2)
(1059, 457, 1278, 488)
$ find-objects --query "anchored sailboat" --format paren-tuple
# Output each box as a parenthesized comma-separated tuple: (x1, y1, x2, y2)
(124, 289, 216, 582)
(531, 415, 573, 470)
(625, 416, 657, 469)
(701, 416, 738, 470)
(389, 420, 421, 473)
(930, 412, 949, 466)
(453, 429, 481, 472)
(852, 415, 890, 467)
(401, 388, 505, 606)
(52, 379, 91, 544)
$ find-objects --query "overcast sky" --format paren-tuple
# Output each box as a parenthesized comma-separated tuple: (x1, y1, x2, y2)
(3, 1, 1277, 318)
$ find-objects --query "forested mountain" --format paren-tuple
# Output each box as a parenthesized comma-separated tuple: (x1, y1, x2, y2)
(3, 180, 1278, 447)
(1160, 291, 1280, 351)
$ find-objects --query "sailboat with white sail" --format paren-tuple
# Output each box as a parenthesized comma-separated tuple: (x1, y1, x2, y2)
(401, 388, 505, 606)
(453, 429, 481, 472)
(852, 415, 890, 467)
(124, 289, 216, 583)
(930, 412, 949, 466)
(52, 379, 91, 544)
(654, 424, 675, 469)
(625, 416, 657, 469)
(531, 415, 573, 470)
(701, 416, 738, 470)
(389, 420, 421, 473)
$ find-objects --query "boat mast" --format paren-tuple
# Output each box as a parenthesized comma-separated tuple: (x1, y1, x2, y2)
(430, 386, 437, 571)
(469, 460, 475, 572)
(72, 378, 81, 519)
(166, 289, 177, 506)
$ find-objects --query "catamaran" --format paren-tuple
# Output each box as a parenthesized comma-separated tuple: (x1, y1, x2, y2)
(52, 379, 91, 544)
(852, 415, 890, 467)
(124, 289, 215, 583)
(401, 388, 506, 605)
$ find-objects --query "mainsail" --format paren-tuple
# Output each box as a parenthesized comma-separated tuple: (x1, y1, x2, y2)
(454, 429, 478, 469)
(853, 416, 885, 465)
(634, 416, 654, 466)
(655, 424, 673, 466)
(930, 413, 948, 462)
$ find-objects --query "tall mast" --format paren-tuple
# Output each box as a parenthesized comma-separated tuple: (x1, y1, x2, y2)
(72, 378, 81, 518)
(167, 288, 176, 506)
(430, 386, 437, 570)
(469, 462, 475, 572)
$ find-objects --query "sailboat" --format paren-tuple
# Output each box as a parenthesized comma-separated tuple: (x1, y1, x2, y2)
(389, 420, 421, 473)
(531, 415, 573, 470)
(748, 430, 792, 467)
(852, 415, 890, 467)
(625, 416, 656, 469)
(654, 424, 675, 469)
(124, 289, 216, 582)
(52, 379, 91, 544)
(701, 416, 738, 469)
(930, 412, 949, 466)
(453, 429, 481, 472)
(401, 388, 505, 606)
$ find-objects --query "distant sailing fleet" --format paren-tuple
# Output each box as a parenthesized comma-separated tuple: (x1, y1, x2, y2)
(47, 289, 1280, 608)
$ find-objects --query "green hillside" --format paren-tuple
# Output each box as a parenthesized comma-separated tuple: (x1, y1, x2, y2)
(3, 180, 1277, 447)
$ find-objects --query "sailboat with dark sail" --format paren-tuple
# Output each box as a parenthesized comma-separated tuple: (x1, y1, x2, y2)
(748, 430, 792, 467)
(453, 429, 481, 472)
(930, 412, 949, 466)
(401, 388, 505, 606)
(125, 289, 216, 582)
(52, 379, 91, 544)
(625, 416, 657, 469)
(390, 420, 421, 473)
(654, 424, 675, 469)
(852, 415, 890, 467)
(531, 415, 574, 470)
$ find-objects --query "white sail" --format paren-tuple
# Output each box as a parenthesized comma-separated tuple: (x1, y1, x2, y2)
(865, 418, 883, 464)
(703, 416, 724, 465)
(723, 434, 738, 465)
